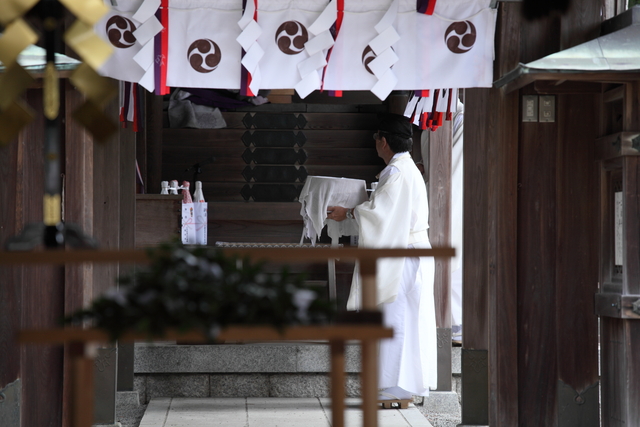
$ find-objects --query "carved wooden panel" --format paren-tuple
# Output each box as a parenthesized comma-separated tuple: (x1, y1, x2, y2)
(242, 130, 306, 147)
(242, 165, 307, 183)
(242, 112, 307, 129)
(241, 147, 307, 165)
(240, 183, 303, 202)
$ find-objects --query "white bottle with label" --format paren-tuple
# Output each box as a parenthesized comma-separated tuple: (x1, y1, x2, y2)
(193, 181, 207, 245)
(193, 181, 205, 203)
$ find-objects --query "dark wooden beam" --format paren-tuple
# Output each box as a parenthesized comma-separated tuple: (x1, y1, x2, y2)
(146, 92, 164, 194)
(501, 72, 640, 95)
(534, 80, 603, 94)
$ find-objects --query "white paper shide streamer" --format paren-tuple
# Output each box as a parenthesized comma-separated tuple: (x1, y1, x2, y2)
(132, 0, 163, 92)
(96, 0, 159, 84)
(237, 0, 264, 95)
(368, 0, 400, 100)
(294, 0, 337, 99)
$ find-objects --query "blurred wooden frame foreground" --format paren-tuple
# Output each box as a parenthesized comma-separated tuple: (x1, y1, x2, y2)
(11, 246, 453, 427)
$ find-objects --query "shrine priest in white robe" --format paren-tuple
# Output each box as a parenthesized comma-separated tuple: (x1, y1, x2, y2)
(327, 113, 437, 403)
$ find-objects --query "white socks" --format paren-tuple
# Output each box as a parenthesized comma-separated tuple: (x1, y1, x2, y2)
(378, 386, 413, 400)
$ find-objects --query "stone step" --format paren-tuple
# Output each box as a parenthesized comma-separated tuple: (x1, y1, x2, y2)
(129, 344, 462, 426)
(135, 343, 461, 375)
(133, 343, 461, 404)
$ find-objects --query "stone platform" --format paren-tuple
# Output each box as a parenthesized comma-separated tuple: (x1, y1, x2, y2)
(139, 397, 433, 427)
(117, 342, 461, 427)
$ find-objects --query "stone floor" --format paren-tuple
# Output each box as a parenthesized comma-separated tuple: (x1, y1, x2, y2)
(139, 397, 433, 427)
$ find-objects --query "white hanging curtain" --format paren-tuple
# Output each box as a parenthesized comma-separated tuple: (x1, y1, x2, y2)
(256, 0, 327, 90)
(95, 0, 151, 83)
(166, 0, 243, 89)
(96, 0, 497, 99)
(395, 0, 497, 90)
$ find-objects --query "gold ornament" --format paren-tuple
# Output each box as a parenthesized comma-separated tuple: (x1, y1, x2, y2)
(58, 0, 110, 25)
(43, 193, 62, 226)
(0, 63, 35, 112)
(69, 63, 117, 108)
(0, 101, 34, 146)
(0, 0, 39, 26)
(44, 62, 59, 120)
(0, 19, 38, 67)
(73, 100, 118, 143)
(64, 20, 113, 71)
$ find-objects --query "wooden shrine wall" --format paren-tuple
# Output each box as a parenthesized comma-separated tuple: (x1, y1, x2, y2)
(462, 2, 608, 427)
(157, 100, 388, 308)
(0, 82, 136, 427)
(0, 88, 66, 427)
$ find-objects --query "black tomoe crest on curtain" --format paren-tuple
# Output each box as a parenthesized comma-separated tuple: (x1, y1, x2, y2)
(362, 46, 376, 74)
(106, 16, 137, 48)
(275, 21, 308, 55)
(361, 46, 396, 74)
(188, 39, 222, 73)
(444, 21, 477, 54)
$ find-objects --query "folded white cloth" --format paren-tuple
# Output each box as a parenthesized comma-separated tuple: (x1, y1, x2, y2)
(298, 176, 368, 245)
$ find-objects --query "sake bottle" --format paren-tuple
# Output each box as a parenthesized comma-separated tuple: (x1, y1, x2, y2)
(181, 181, 193, 203)
(193, 181, 205, 203)
(192, 181, 207, 245)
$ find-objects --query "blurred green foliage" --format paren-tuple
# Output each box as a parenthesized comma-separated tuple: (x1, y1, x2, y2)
(65, 240, 335, 341)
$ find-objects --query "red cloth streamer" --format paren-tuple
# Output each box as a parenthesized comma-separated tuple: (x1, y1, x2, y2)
(133, 83, 139, 132)
(121, 81, 131, 128)
(434, 112, 443, 129)
(417, 0, 437, 15)
(446, 88, 453, 121)
(320, 0, 344, 92)
(409, 94, 422, 123)
(426, 0, 437, 15)
(427, 89, 439, 130)
(420, 112, 428, 130)
(136, 160, 145, 194)
(160, 0, 169, 95)
(120, 83, 142, 132)
(240, 0, 258, 97)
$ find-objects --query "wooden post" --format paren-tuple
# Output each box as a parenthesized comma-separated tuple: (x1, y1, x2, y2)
(462, 4, 521, 426)
(429, 118, 452, 392)
(70, 342, 94, 427)
(360, 258, 378, 310)
(359, 256, 378, 427)
(330, 340, 346, 427)
(429, 119, 452, 329)
(117, 91, 138, 392)
(361, 339, 378, 427)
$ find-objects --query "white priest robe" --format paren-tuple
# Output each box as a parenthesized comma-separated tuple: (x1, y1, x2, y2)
(348, 152, 437, 396)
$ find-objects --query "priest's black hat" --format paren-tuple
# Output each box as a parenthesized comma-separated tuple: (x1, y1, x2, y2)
(377, 113, 413, 139)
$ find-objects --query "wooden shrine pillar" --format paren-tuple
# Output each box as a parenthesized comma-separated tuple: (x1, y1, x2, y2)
(428, 120, 453, 391)
(62, 80, 137, 425)
(462, 2, 610, 426)
(595, 81, 640, 427)
(460, 3, 520, 426)
(143, 91, 164, 194)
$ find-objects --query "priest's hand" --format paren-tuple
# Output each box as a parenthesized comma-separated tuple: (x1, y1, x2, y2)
(327, 206, 349, 222)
